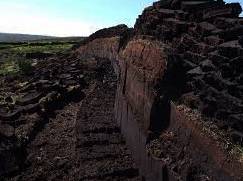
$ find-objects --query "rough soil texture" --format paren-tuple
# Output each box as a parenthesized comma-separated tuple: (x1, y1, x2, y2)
(2, 60, 139, 181)
(0, 53, 87, 177)
(9, 101, 80, 181)
(75, 62, 139, 180)
(134, 0, 243, 137)
(75, 0, 243, 180)
(1, 0, 243, 180)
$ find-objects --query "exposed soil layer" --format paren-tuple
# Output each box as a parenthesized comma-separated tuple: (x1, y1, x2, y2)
(0, 53, 88, 176)
(1, 0, 243, 180)
(8, 100, 81, 181)
(75, 0, 243, 179)
(134, 0, 243, 139)
(75, 61, 139, 180)
(1, 56, 139, 180)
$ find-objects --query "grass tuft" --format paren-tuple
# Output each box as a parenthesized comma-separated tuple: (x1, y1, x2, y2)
(0, 59, 19, 76)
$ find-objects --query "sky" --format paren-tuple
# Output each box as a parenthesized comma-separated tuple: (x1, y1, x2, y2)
(0, 0, 242, 37)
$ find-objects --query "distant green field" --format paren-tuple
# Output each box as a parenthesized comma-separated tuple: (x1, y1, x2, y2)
(9, 43, 73, 54)
(0, 40, 80, 51)
(0, 38, 83, 76)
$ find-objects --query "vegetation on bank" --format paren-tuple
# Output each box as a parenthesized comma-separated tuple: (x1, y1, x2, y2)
(0, 59, 19, 76)
(10, 43, 73, 54)
(0, 42, 74, 54)
(0, 39, 81, 76)
(0, 58, 33, 76)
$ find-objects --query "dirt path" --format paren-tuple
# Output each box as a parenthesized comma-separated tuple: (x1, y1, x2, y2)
(9, 61, 139, 181)
(74, 71, 139, 181)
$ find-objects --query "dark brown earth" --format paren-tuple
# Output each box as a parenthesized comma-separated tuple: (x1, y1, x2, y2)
(1, 0, 243, 180)
(133, 0, 243, 143)
(0, 53, 87, 177)
(9, 100, 81, 181)
(2, 59, 139, 181)
(75, 0, 243, 179)
(75, 62, 139, 180)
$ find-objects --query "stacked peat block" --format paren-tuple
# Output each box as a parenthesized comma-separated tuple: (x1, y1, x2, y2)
(76, 24, 130, 48)
(0, 53, 88, 175)
(134, 0, 243, 138)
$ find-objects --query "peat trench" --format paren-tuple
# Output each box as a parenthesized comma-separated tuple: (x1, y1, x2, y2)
(4, 60, 140, 181)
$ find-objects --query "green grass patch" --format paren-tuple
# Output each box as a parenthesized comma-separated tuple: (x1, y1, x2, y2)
(0, 57, 33, 76)
(0, 44, 17, 49)
(0, 42, 74, 59)
(0, 60, 19, 76)
(10, 43, 73, 54)
(0, 41, 75, 76)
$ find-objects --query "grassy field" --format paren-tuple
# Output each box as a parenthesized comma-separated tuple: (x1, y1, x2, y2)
(9, 43, 73, 54)
(0, 41, 77, 53)
(0, 38, 83, 76)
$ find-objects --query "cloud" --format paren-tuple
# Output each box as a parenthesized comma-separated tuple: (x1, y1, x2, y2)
(0, 1, 103, 36)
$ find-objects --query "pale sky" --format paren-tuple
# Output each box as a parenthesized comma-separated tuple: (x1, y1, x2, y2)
(0, 0, 242, 37)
